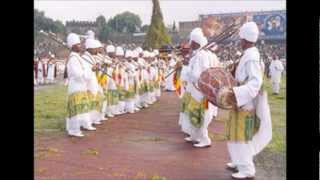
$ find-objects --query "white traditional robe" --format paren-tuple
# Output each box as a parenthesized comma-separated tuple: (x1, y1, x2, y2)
(66, 52, 92, 134)
(46, 62, 56, 83)
(165, 58, 176, 91)
(228, 47, 272, 176)
(124, 62, 136, 113)
(269, 59, 284, 93)
(82, 52, 103, 124)
(184, 49, 218, 144)
(37, 61, 45, 84)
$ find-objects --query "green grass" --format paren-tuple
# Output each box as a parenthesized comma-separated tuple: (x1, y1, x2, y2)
(263, 75, 286, 153)
(34, 84, 68, 133)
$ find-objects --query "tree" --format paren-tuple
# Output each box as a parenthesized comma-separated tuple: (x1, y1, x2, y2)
(34, 9, 66, 35)
(141, 25, 149, 32)
(96, 15, 109, 41)
(107, 11, 142, 33)
(143, 0, 171, 49)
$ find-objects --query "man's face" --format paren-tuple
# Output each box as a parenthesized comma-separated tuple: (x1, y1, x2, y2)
(240, 39, 246, 50)
(72, 43, 82, 53)
(87, 48, 97, 55)
(108, 52, 115, 58)
(190, 41, 200, 51)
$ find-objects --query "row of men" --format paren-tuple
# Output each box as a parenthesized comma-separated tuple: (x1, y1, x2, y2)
(65, 34, 178, 138)
(175, 19, 272, 179)
(34, 56, 58, 85)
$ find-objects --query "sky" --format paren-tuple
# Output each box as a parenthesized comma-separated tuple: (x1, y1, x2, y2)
(34, 0, 286, 27)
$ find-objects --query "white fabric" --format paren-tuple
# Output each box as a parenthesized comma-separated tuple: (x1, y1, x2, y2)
(66, 52, 91, 94)
(165, 58, 176, 91)
(85, 39, 99, 49)
(228, 46, 272, 177)
(190, 28, 207, 48)
(239, 22, 259, 43)
(106, 45, 115, 53)
(125, 50, 133, 58)
(67, 33, 80, 48)
(269, 60, 284, 84)
(183, 49, 218, 142)
(46, 63, 55, 82)
(115, 46, 124, 56)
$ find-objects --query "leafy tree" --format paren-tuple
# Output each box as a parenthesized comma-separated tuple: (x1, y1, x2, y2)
(141, 25, 149, 32)
(143, 0, 171, 49)
(107, 11, 142, 33)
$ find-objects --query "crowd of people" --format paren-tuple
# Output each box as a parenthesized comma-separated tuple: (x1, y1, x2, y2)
(34, 55, 58, 85)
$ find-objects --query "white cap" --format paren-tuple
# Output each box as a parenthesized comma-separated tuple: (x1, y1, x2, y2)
(86, 30, 95, 39)
(153, 49, 159, 55)
(95, 40, 103, 48)
(115, 46, 124, 56)
(239, 22, 259, 43)
(132, 50, 138, 58)
(142, 50, 149, 58)
(190, 28, 207, 48)
(85, 38, 99, 49)
(136, 47, 143, 53)
(125, 50, 133, 58)
(149, 52, 155, 58)
(106, 45, 115, 53)
(67, 33, 80, 48)
(236, 51, 242, 56)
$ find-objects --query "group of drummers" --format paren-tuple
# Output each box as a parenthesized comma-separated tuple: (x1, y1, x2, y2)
(63, 17, 272, 179)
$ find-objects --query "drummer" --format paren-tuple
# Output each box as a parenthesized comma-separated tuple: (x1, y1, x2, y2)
(179, 28, 218, 148)
(224, 22, 270, 179)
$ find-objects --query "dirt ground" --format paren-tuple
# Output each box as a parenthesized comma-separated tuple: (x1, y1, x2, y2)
(35, 91, 284, 180)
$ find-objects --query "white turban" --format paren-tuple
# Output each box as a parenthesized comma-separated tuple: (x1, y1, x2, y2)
(149, 52, 155, 58)
(67, 33, 80, 48)
(85, 38, 99, 49)
(190, 28, 207, 48)
(115, 46, 124, 56)
(106, 45, 115, 53)
(142, 50, 149, 58)
(132, 50, 138, 58)
(95, 40, 102, 48)
(153, 49, 159, 55)
(136, 47, 143, 53)
(125, 50, 133, 58)
(239, 22, 259, 43)
(86, 30, 95, 39)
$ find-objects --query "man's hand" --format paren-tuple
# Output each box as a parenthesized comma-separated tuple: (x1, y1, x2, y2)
(92, 64, 99, 71)
(225, 88, 237, 110)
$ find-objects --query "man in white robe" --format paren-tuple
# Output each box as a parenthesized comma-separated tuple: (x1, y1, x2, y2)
(65, 33, 96, 137)
(269, 56, 284, 94)
(105, 45, 118, 117)
(46, 55, 56, 84)
(164, 54, 176, 91)
(181, 28, 218, 148)
(37, 58, 45, 85)
(124, 50, 136, 113)
(224, 22, 272, 179)
(115, 46, 127, 114)
(81, 39, 103, 126)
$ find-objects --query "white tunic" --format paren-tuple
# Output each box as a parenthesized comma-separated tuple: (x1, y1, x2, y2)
(67, 52, 91, 94)
(81, 52, 101, 94)
(165, 58, 176, 91)
(269, 59, 284, 83)
(46, 63, 55, 81)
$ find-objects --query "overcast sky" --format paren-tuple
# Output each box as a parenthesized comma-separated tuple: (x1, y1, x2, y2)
(34, 0, 286, 27)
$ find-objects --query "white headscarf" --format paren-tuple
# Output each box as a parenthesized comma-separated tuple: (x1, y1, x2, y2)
(85, 38, 99, 49)
(239, 22, 259, 43)
(106, 45, 115, 53)
(125, 50, 133, 58)
(86, 30, 95, 39)
(190, 28, 207, 48)
(115, 46, 124, 56)
(67, 33, 80, 48)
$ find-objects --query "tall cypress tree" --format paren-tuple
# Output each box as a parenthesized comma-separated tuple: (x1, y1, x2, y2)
(143, 0, 171, 49)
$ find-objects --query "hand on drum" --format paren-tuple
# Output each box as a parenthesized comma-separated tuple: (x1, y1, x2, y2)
(225, 88, 237, 110)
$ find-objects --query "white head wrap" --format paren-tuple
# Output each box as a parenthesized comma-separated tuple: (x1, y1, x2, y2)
(106, 45, 115, 53)
(136, 47, 143, 53)
(190, 28, 207, 48)
(125, 50, 133, 58)
(239, 22, 259, 43)
(132, 50, 138, 58)
(86, 30, 95, 39)
(67, 33, 80, 48)
(95, 40, 102, 48)
(115, 46, 124, 56)
(153, 49, 159, 55)
(85, 38, 99, 49)
(142, 50, 149, 58)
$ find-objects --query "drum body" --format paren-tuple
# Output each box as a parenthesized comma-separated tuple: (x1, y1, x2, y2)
(198, 67, 237, 109)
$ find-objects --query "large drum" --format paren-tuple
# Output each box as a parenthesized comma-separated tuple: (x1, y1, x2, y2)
(198, 67, 237, 109)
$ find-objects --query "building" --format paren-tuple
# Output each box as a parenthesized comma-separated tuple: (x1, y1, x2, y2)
(178, 20, 201, 40)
